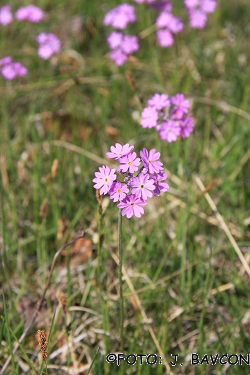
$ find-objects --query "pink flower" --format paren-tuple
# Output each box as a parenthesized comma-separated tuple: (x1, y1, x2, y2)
(16, 5, 44, 22)
(109, 182, 129, 202)
(201, 0, 216, 13)
(110, 49, 127, 66)
(103, 4, 136, 30)
(156, 11, 183, 48)
(106, 143, 134, 160)
(167, 15, 184, 34)
(152, 172, 169, 196)
(140, 148, 163, 174)
(107, 32, 123, 49)
(117, 195, 146, 218)
(148, 93, 170, 110)
(119, 152, 141, 173)
(0, 6, 12, 25)
(156, 11, 173, 28)
(171, 93, 190, 113)
(189, 9, 207, 28)
(156, 12, 183, 33)
(122, 35, 139, 54)
(92, 165, 117, 195)
(140, 107, 158, 128)
(156, 29, 174, 47)
(0, 56, 12, 66)
(1, 62, 27, 80)
(36, 33, 61, 59)
(184, 0, 200, 9)
(185, 0, 216, 29)
(180, 116, 194, 138)
(157, 120, 181, 142)
(107, 33, 139, 66)
(131, 173, 155, 200)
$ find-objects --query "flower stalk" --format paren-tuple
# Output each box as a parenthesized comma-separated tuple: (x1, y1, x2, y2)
(118, 209, 124, 353)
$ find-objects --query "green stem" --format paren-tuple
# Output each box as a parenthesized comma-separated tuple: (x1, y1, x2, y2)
(96, 198, 109, 373)
(97, 200, 103, 287)
(118, 209, 124, 354)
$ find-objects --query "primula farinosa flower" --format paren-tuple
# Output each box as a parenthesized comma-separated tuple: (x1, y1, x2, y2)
(200, 0, 217, 13)
(140, 148, 163, 174)
(93, 143, 168, 218)
(152, 172, 169, 196)
(107, 31, 123, 49)
(106, 143, 134, 160)
(110, 49, 127, 66)
(36, 33, 61, 59)
(0, 59, 27, 80)
(117, 195, 146, 218)
(140, 92, 194, 143)
(107, 32, 139, 66)
(184, 0, 216, 29)
(171, 93, 190, 119)
(122, 35, 139, 54)
(130, 173, 155, 200)
(0, 6, 13, 25)
(140, 107, 158, 128)
(180, 116, 194, 138)
(119, 152, 141, 173)
(110, 181, 129, 202)
(93, 165, 116, 195)
(189, 9, 207, 28)
(0, 56, 12, 66)
(156, 29, 174, 47)
(103, 4, 136, 29)
(148, 93, 170, 111)
(156, 11, 184, 47)
(15, 5, 44, 22)
(158, 120, 181, 142)
(156, 11, 183, 33)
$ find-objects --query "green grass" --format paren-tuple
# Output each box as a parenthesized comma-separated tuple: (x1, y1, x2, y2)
(1, 0, 250, 374)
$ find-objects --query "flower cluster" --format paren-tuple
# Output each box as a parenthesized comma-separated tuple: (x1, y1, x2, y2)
(107, 32, 139, 66)
(15, 5, 44, 22)
(0, 56, 27, 80)
(0, 4, 44, 25)
(36, 33, 61, 60)
(140, 93, 194, 142)
(103, 0, 217, 60)
(93, 143, 169, 218)
(103, 4, 139, 66)
(184, 0, 217, 29)
(156, 10, 184, 47)
(104, 4, 136, 29)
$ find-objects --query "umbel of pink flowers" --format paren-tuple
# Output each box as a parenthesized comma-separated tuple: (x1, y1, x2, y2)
(103, 0, 217, 65)
(104, 4, 139, 66)
(93, 144, 169, 218)
(140, 93, 194, 142)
